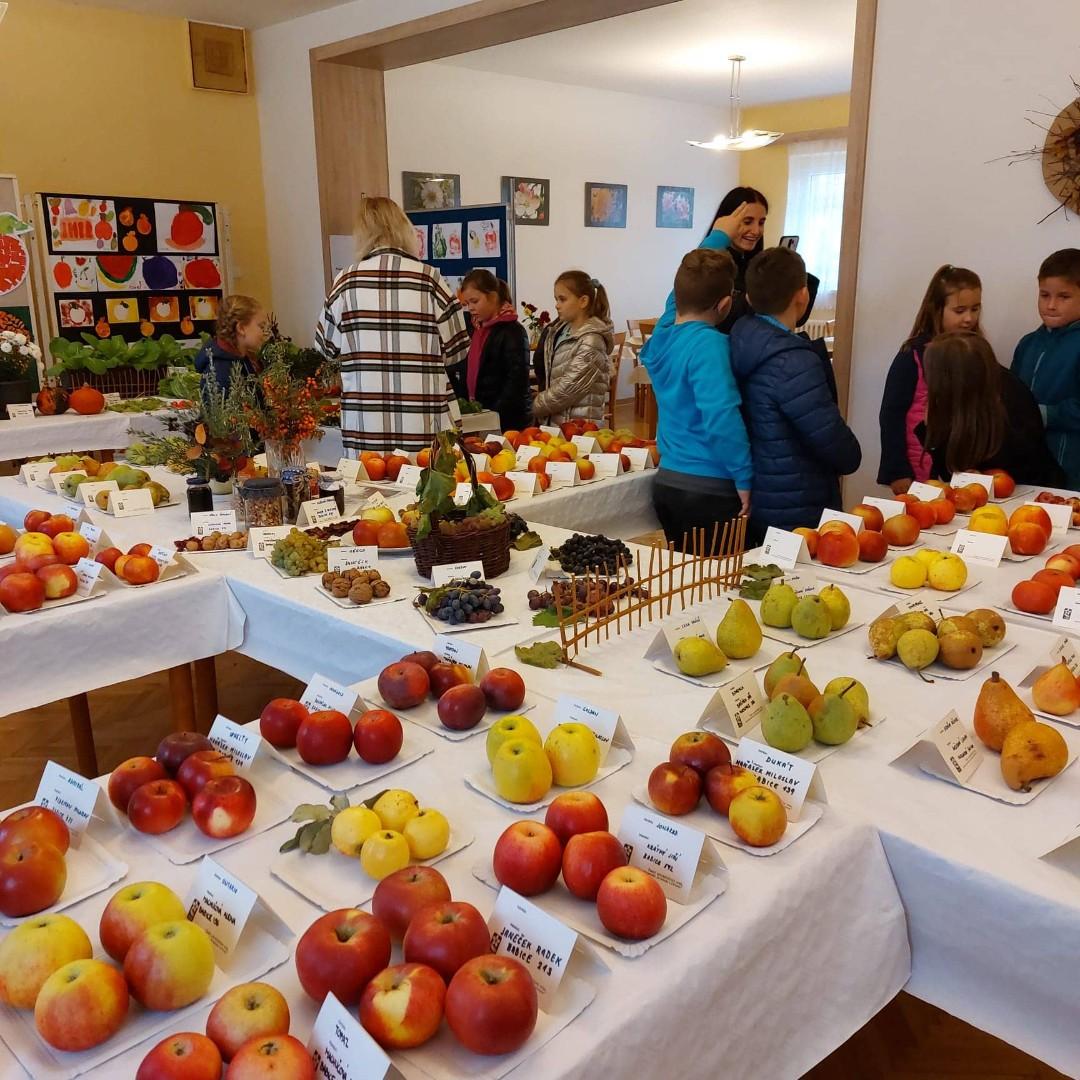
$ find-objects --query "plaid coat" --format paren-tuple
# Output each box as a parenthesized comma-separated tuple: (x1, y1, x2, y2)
(315, 247, 470, 453)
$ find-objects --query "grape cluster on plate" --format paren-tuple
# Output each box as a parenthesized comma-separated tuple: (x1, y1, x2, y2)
(417, 572, 505, 625)
(551, 533, 632, 574)
(271, 528, 329, 576)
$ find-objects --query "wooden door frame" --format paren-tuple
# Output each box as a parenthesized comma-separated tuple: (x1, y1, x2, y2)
(309, 0, 876, 416)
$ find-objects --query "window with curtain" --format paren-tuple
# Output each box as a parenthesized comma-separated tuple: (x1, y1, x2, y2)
(784, 138, 847, 317)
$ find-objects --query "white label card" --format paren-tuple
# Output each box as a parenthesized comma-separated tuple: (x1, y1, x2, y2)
(391, 447, 414, 462)
(301, 672, 359, 717)
(817, 508, 864, 534)
(623, 447, 654, 472)
(886, 595, 933, 616)
(308, 992, 391, 1080)
(448, 398, 462, 423)
(515, 445, 541, 469)
(1050, 635, 1080, 676)
(185, 857, 258, 964)
(78, 520, 102, 546)
(148, 545, 174, 569)
(50, 471, 76, 494)
(249, 525, 291, 558)
(951, 472, 994, 496)
(489, 887, 577, 1005)
(571, 434, 598, 455)
(252, 452, 267, 469)
(298, 498, 340, 526)
(208, 714, 261, 771)
(453, 481, 494, 506)
(590, 453, 622, 479)
(907, 481, 944, 501)
(328, 546, 378, 571)
(555, 694, 620, 765)
(6, 403, 34, 421)
(760, 527, 810, 570)
(508, 470, 538, 497)
(20, 462, 53, 485)
(529, 545, 551, 584)
(547, 461, 577, 490)
(1053, 587, 1080, 632)
(734, 738, 822, 821)
(35, 760, 99, 840)
(783, 570, 818, 597)
(432, 634, 488, 678)
(109, 488, 154, 516)
(337, 457, 365, 484)
(79, 480, 119, 506)
(714, 670, 767, 735)
(74, 557, 103, 597)
(540, 425, 561, 438)
(951, 528, 1006, 567)
(396, 464, 424, 491)
(927, 710, 983, 784)
(661, 612, 710, 654)
(1026, 501, 1071, 537)
(431, 560, 484, 586)
(362, 491, 390, 511)
(469, 453, 490, 474)
(862, 496, 905, 520)
(60, 498, 86, 520)
(617, 802, 706, 903)
(102, 392, 121, 406)
(190, 509, 237, 537)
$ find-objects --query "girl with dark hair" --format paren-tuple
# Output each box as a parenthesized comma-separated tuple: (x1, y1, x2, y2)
(705, 187, 768, 332)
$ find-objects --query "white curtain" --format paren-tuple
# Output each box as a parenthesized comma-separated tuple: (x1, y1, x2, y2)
(784, 138, 847, 316)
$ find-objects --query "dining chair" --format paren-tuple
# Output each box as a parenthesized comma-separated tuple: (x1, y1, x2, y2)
(606, 331, 626, 427)
(627, 319, 659, 417)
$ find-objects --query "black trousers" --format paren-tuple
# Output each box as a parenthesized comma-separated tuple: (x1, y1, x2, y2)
(653, 474, 742, 553)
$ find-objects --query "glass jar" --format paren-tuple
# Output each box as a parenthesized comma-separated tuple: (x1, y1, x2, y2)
(280, 467, 307, 524)
(239, 477, 284, 528)
(318, 468, 345, 516)
(186, 477, 213, 515)
(265, 439, 306, 478)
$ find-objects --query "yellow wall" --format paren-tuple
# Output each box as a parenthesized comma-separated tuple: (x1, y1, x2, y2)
(739, 94, 850, 245)
(0, 0, 271, 312)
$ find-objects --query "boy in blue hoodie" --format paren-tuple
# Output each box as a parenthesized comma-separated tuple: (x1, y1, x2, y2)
(642, 248, 752, 551)
(1011, 249, 1080, 488)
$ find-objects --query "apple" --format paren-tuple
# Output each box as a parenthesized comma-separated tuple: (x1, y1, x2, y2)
(39, 514, 75, 539)
(156, 730, 213, 775)
(294, 908, 392, 1004)
(228, 1034, 315, 1080)
(108, 756, 169, 813)
(177, 749, 235, 799)
(401, 650, 439, 672)
(1046, 553, 1080, 578)
(296, 709, 354, 765)
(544, 791, 608, 846)
(444, 955, 538, 1055)
(137, 1032, 222, 1080)
(596, 866, 667, 940)
(437, 683, 488, 731)
(99, 881, 187, 963)
(13, 531, 53, 563)
(128, 542, 153, 557)
(0, 840, 66, 917)
(0, 570, 45, 612)
(378, 661, 430, 709)
(403, 901, 491, 983)
(122, 555, 160, 585)
(353, 708, 403, 764)
(192, 775, 257, 838)
(95, 546, 123, 572)
(258, 698, 309, 749)
(359, 962, 446, 1049)
(0, 805, 70, 854)
(0, 913, 92, 1009)
(428, 661, 471, 699)
(668, 731, 730, 778)
(124, 918, 215, 1010)
(816, 527, 859, 568)
(372, 865, 452, 941)
(857, 530, 889, 562)
(113, 554, 131, 580)
(52, 531, 90, 565)
(127, 779, 187, 835)
(704, 763, 758, 815)
(492, 821, 562, 896)
(36, 562, 78, 599)
(544, 722, 600, 787)
(479, 668, 526, 711)
(728, 785, 787, 847)
(34, 958, 128, 1052)
(206, 981, 291, 1061)
(647, 761, 701, 815)
(23, 509, 50, 532)
(485, 714, 541, 765)
(850, 504, 884, 532)
(561, 831, 627, 900)
(881, 513, 920, 546)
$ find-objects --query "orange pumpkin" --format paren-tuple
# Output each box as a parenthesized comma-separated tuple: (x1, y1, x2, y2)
(69, 384, 106, 415)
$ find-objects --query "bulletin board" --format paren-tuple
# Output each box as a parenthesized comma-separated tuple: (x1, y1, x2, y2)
(0, 175, 41, 391)
(407, 202, 515, 297)
(32, 192, 229, 345)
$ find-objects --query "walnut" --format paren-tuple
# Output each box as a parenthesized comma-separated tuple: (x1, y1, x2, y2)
(331, 579, 351, 598)
(321, 572, 336, 589)
(350, 582, 374, 604)
(372, 579, 391, 598)
(185, 539, 199, 551)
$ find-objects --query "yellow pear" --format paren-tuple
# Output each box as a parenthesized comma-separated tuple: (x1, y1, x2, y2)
(1031, 661, 1080, 717)
(1000, 721, 1068, 791)
(973, 671, 1033, 751)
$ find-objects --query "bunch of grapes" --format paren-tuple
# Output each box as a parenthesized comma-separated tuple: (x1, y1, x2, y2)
(437, 505, 507, 536)
(507, 512, 529, 541)
(551, 533, 631, 574)
(419, 572, 505, 625)
(271, 528, 329, 576)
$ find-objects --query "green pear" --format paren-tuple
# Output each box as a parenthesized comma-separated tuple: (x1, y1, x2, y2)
(760, 582, 798, 628)
(674, 636, 728, 677)
(868, 617, 901, 660)
(896, 628, 939, 670)
(761, 693, 813, 753)
(716, 598, 762, 659)
(823, 677, 870, 726)
(61, 472, 88, 499)
(818, 585, 851, 631)
(764, 651, 806, 697)
(809, 690, 858, 745)
(791, 596, 831, 640)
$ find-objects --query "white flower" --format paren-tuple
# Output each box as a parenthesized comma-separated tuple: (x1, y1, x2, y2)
(13, 334, 26, 345)
(27, 344, 41, 359)
(0, 331, 11, 341)
(0, 343, 11, 353)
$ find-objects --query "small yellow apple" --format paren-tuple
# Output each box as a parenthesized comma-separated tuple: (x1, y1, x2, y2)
(0, 914, 92, 1009)
(889, 555, 927, 589)
(361, 507, 395, 525)
(486, 714, 542, 766)
(360, 830, 411, 880)
(373, 789, 419, 832)
(914, 548, 946, 569)
(331, 806, 382, 857)
(403, 808, 450, 860)
(928, 552, 968, 591)
(544, 723, 600, 787)
(493, 738, 553, 803)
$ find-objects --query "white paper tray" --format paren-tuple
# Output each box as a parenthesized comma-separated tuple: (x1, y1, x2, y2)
(414, 604, 519, 636)
(649, 638, 783, 689)
(702, 712, 887, 765)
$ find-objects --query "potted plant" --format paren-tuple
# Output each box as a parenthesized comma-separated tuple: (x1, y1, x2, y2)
(0, 328, 42, 419)
(46, 334, 202, 399)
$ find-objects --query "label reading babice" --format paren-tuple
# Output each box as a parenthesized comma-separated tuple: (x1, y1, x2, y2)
(327, 546, 377, 572)
(489, 887, 577, 1004)
(734, 738, 818, 821)
(208, 715, 261, 770)
(191, 509, 237, 537)
(301, 673, 359, 716)
(249, 525, 291, 558)
(300, 498, 340, 526)
(34, 760, 99, 840)
(617, 802, 705, 903)
(928, 710, 982, 784)
(951, 528, 1006, 567)
(716, 670, 766, 734)
(185, 857, 258, 962)
(555, 694, 619, 764)
(308, 992, 391, 1080)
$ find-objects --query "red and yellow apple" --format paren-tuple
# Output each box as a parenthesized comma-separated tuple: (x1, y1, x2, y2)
(34, 958, 128, 1051)
(136, 1032, 222, 1080)
(99, 880, 187, 963)
(668, 730, 730, 777)
(359, 962, 446, 1049)
(0, 840, 66, 917)
(228, 1034, 315, 1080)
(0, 913, 92, 1009)
(646, 761, 701, 815)
(372, 865, 452, 941)
(544, 791, 608, 846)
(108, 756, 169, 813)
(206, 981, 291, 1061)
(192, 775, 257, 839)
(124, 919, 215, 1010)
(0, 805, 70, 855)
(728, 785, 787, 847)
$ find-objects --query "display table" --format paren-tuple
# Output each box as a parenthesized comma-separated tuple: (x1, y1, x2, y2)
(0, 412, 133, 461)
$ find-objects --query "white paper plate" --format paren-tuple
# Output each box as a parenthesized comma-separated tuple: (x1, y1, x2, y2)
(759, 619, 866, 650)
(650, 638, 783, 689)
(879, 575, 981, 602)
(414, 604, 519, 636)
(997, 600, 1055, 623)
(702, 712, 887, 765)
(10, 589, 109, 617)
(315, 585, 406, 610)
(810, 558, 882, 576)
(882, 641, 1017, 682)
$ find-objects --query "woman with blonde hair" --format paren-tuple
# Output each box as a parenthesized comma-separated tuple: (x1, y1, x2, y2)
(194, 294, 268, 391)
(315, 196, 469, 454)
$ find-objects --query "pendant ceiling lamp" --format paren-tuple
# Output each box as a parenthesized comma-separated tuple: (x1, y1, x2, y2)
(688, 55, 783, 152)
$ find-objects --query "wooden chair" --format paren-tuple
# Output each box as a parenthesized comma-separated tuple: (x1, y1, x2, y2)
(627, 319, 659, 417)
(606, 331, 626, 427)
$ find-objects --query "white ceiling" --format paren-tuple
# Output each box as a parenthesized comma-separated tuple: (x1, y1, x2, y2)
(51, 0, 352, 29)
(442, 0, 856, 107)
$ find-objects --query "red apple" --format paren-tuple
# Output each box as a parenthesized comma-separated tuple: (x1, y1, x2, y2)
(403, 901, 491, 983)
(177, 749, 235, 799)
(378, 661, 430, 709)
(437, 684, 487, 731)
(192, 776, 257, 839)
(596, 866, 667, 940)
(127, 542, 153, 557)
(39, 514, 75, 539)
(23, 509, 50, 532)
(0, 840, 66, 917)
(296, 709, 354, 765)
(647, 761, 701, 815)
(544, 791, 608, 846)
(668, 731, 730, 778)
(127, 779, 187, 835)
(227, 1034, 315, 1080)
(34, 957, 128, 1052)
(0, 805, 70, 854)
(704, 763, 758, 815)
(444, 955, 538, 1056)
(258, 698, 309, 749)
(294, 908, 392, 1004)
(108, 756, 168, 813)
(561, 831, 627, 900)
(400, 650, 439, 672)
(137, 1032, 222, 1080)
(353, 709, 403, 764)
(36, 563, 78, 599)
(359, 962, 446, 1050)
(0, 571, 45, 612)
(206, 981, 291, 1061)
(94, 546, 123, 572)
(428, 661, 472, 699)
(850, 503, 884, 532)
(372, 866, 452, 942)
(52, 531, 90, 565)
(492, 821, 562, 896)
(478, 668, 526, 711)
(156, 730, 213, 776)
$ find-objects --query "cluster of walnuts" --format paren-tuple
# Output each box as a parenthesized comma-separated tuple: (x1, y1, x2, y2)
(321, 567, 391, 605)
(178, 530, 247, 551)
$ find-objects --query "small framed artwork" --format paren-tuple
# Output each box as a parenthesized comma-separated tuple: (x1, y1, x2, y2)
(656, 185, 695, 229)
(779, 235, 800, 250)
(402, 173, 461, 212)
(188, 22, 249, 94)
(585, 183, 628, 228)
(501, 176, 550, 226)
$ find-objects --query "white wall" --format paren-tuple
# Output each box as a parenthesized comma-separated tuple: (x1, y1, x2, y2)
(848, 0, 1080, 497)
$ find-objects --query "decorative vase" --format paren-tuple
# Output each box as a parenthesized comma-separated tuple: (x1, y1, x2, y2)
(265, 439, 306, 477)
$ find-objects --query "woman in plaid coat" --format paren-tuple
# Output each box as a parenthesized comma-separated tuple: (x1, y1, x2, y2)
(315, 197, 469, 454)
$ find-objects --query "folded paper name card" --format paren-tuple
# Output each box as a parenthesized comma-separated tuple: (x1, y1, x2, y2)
(760, 527, 811, 570)
(697, 670, 767, 738)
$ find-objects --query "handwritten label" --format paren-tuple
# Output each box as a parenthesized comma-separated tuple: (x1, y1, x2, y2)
(508, 470, 538, 497)
(1053, 586, 1080, 631)
(109, 488, 154, 516)
(102, 392, 121, 406)
(571, 434, 598, 456)
(249, 525, 291, 558)
(185, 857, 258, 964)
(783, 570, 818, 597)
(715, 670, 766, 735)
(6, 403, 34, 421)
(1050, 635, 1080, 676)
(1025, 501, 1071, 537)
(528, 545, 552, 584)
(191, 509, 237, 537)
(817, 508, 864, 534)
(623, 447, 654, 472)
(951, 528, 1006, 567)
(78, 520, 102, 546)
(79, 480, 119, 506)
(928, 710, 983, 784)
(395, 464, 424, 491)
(734, 738, 820, 821)
(73, 557, 103, 597)
(555, 694, 619, 765)
(431, 560, 484, 586)
(907, 481, 944, 501)
(301, 673, 359, 717)
(19, 461, 52, 485)
(148, 545, 174, 569)
(35, 761, 99, 840)
(207, 715, 261, 771)
(660, 612, 709, 654)
(327, 546, 378, 572)
(618, 802, 706, 903)
(337, 457, 365, 484)
(60, 498, 86, 520)
(547, 461, 578, 490)
(890, 594, 932, 615)
(862, 496, 905, 520)
(515, 445, 541, 469)
(760, 526, 810, 570)
(362, 491, 390, 511)
(297, 498, 340, 526)
(489, 887, 577, 1004)
(432, 634, 487, 678)
(308, 992, 391, 1080)
(590, 453, 622, 479)
(951, 472, 994, 496)
(50, 471, 77, 495)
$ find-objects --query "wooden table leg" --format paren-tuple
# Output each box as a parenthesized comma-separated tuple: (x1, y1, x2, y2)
(67, 693, 99, 777)
(168, 664, 197, 733)
(192, 656, 219, 734)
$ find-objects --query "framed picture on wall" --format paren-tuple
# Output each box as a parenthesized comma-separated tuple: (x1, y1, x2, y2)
(655, 185, 695, 229)
(501, 176, 550, 226)
(188, 22, 249, 94)
(584, 183, 628, 228)
(402, 172, 461, 212)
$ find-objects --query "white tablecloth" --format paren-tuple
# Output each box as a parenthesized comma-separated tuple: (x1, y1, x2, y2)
(0, 412, 133, 461)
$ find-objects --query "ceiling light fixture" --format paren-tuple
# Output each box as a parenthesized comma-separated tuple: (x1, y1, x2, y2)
(688, 55, 783, 152)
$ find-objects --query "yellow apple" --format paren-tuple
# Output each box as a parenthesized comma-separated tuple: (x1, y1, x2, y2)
(123, 919, 215, 1010)
(544, 723, 600, 787)
(913, 548, 946, 569)
(928, 552, 968, 591)
(0, 914, 92, 1009)
(99, 881, 188, 964)
(373, 789, 420, 832)
(728, 785, 787, 847)
(486, 714, 542, 766)
(493, 738, 553, 803)
(331, 806, 382, 857)
(360, 830, 411, 880)
(361, 507, 395, 525)
(34, 958, 128, 1051)
(403, 808, 450, 860)
(489, 450, 517, 475)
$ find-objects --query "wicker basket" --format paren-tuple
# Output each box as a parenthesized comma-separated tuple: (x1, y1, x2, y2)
(60, 366, 162, 400)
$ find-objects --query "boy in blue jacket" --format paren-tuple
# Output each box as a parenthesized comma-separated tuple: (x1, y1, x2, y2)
(642, 248, 752, 551)
(1011, 249, 1080, 489)
(729, 247, 861, 544)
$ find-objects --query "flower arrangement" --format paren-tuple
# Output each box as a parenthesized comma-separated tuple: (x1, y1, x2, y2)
(520, 303, 551, 341)
(241, 357, 337, 448)
(0, 330, 41, 382)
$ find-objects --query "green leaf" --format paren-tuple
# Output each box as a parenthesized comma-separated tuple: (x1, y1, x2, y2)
(309, 821, 332, 855)
(290, 803, 331, 823)
(297, 820, 324, 853)
(85, 357, 109, 375)
(329, 793, 350, 813)
(513, 530, 543, 551)
(279, 834, 300, 854)
(79, 333, 98, 348)
(531, 606, 571, 627)
(514, 641, 563, 669)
